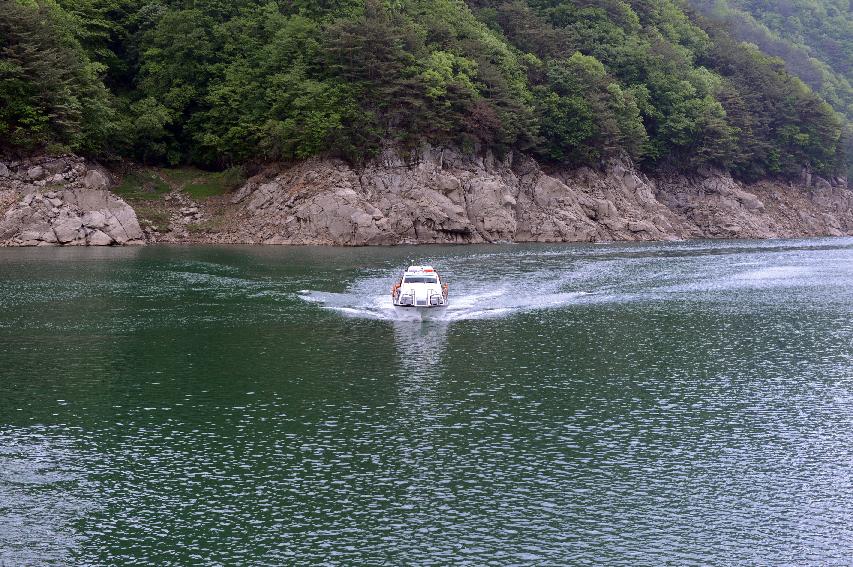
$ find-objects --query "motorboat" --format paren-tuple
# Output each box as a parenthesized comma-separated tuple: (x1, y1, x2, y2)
(391, 266, 448, 318)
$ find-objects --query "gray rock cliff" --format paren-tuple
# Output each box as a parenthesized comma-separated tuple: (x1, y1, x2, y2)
(2, 149, 850, 247)
(222, 147, 850, 245)
(0, 156, 144, 246)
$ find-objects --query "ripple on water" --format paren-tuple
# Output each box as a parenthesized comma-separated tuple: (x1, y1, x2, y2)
(0, 427, 97, 565)
(0, 238, 852, 564)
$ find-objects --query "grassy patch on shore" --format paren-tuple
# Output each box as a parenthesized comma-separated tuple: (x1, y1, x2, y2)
(114, 170, 171, 201)
(159, 167, 200, 187)
(134, 204, 171, 231)
(186, 218, 226, 234)
(115, 166, 245, 202)
(185, 178, 227, 199)
(184, 167, 245, 200)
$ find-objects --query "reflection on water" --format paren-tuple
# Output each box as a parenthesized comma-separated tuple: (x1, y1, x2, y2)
(0, 428, 96, 564)
(1, 238, 853, 565)
(392, 321, 449, 375)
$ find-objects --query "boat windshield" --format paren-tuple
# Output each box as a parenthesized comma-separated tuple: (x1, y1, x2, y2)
(403, 276, 438, 284)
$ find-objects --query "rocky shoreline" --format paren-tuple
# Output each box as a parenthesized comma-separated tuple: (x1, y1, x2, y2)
(1, 149, 850, 247)
(0, 156, 144, 246)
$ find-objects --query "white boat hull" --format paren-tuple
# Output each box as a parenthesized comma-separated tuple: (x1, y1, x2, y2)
(393, 304, 448, 320)
(391, 265, 448, 320)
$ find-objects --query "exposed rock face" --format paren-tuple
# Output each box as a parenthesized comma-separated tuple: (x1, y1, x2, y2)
(224, 147, 851, 245)
(0, 156, 144, 246)
(228, 148, 680, 245)
(656, 169, 853, 238)
(2, 149, 850, 247)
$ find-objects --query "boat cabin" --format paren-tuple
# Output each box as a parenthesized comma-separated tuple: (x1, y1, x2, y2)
(402, 266, 441, 284)
(392, 266, 448, 307)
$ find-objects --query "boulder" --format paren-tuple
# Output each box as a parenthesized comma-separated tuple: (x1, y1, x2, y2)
(103, 205, 143, 244)
(53, 216, 84, 243)
(738, 192, 765, 211)
(81, 211, 107, 228)
(18, 222, 53, 245)
(82, 169, 110, 190)
(43, 159, 68, 175)
(39, 227, 59, 244)
(86, 229, 114, 246)
(64, 187, 108, 210)
(27, 166, 45, 180)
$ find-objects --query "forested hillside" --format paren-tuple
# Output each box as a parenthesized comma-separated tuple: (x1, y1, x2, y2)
(687, 0, 851, 117)
(0, 0, 848, 180)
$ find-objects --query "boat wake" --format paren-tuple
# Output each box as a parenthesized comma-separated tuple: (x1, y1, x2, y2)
(294, 238, 838, 323)
(298, 270, 591, 322)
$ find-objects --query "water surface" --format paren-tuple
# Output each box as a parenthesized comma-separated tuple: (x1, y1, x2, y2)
(1, 238, 852, 565)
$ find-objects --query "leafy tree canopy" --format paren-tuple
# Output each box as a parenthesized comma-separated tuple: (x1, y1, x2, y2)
(0, 0, 848, 179)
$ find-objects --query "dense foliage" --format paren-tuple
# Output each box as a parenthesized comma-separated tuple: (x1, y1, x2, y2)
(0, 0, 848, 179)
(685, 0, 852, 177)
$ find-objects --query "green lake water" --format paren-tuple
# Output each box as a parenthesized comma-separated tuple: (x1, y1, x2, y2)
(1, 238, 852, 565)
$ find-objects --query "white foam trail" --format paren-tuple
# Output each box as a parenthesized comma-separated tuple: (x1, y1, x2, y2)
(298, 279, 591, 322)
(296, 239, 848, 321)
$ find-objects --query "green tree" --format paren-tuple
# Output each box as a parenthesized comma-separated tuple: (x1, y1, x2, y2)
(536, 52, 647, 164)
(0, 0, 115, 153)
